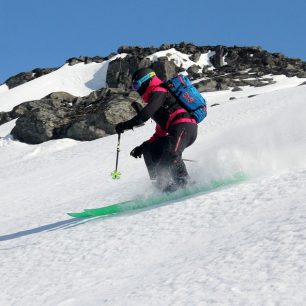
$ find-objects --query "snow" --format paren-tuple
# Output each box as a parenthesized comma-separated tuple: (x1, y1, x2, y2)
(222, 54, 228, 65)
(204, 75, 306, 106)
(0, 54, 127, 113)
(196, 51, 215, 69)
(147, 48, 215, 70)
(1, 50, 306, 305)
(0, 83, 9, 93)
(0, 119, 17, 138)
(0, 63, 106, 112)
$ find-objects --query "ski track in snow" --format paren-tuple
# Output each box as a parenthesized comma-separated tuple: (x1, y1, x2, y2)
(1, 60, 306, 305)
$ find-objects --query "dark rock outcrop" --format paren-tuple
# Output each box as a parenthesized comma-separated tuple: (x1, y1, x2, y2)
(5, 68, 57, 89)
(0, 112, 12, 125)
(66, 56, 105, 66)
(106, 55, 147, 89)
(10, 89, 142, 144)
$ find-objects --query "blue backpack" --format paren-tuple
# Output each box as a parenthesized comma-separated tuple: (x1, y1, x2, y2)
(163, 74, 207, 123)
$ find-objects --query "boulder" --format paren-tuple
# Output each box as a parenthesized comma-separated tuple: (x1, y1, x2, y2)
(66, 55, 104, 66)
(66, 120, 107, 141)
(9, 87, 141, 143)
(5, 72, 34, 89)
(187, 65, 202, 79)
(11, 107, 69, 144)
(67, 96, 140, 140)
(5, 68, 57, 89)
(194, 79, 218, 92)
(232, 87, 243, 92)
(0, 112, 12, 125)
(210, 45, 226, 68)
(151, 58, 183, 81)
(106, 55, 150, 89)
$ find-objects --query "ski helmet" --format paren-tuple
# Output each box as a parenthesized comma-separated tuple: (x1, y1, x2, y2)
(132, 68, 156, 95)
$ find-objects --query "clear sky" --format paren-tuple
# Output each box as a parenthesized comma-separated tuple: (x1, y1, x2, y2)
(1, 0, 305, 84)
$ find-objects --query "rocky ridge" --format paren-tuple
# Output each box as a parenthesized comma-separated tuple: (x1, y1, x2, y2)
(1, 43, 306, 144)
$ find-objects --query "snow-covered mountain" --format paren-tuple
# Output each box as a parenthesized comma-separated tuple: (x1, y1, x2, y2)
(1, 47, 306, 306)
(2, 44, 306, 145)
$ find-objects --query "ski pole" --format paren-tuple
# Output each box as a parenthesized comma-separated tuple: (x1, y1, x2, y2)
(111, 133, 121, 179)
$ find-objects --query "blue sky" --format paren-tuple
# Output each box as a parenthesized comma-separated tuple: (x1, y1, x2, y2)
(1, 0, 305, 83)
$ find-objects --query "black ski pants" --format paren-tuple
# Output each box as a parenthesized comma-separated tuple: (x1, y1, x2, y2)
(142, 122, 198, 183)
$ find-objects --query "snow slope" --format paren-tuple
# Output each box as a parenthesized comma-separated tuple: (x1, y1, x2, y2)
(1, 60, 306, 305)
(0, 54, 127, 113)
(147, 48, 215, 70)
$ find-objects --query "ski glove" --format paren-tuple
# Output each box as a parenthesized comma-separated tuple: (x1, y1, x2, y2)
(115, 115, 143, 134)
(130, 144, 144, 158)
(115, 122, 127, 134)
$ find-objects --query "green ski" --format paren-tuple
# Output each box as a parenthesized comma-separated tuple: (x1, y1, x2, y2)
(67, 173, 246, 218)
(67, 211, 94, 218)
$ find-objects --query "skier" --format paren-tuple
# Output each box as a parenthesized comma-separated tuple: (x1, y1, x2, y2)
(115, 68, 198, 191)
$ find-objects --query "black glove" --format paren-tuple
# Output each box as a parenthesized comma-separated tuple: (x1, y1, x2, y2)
(115, 122, 127, 134)
(115, 116, 141, 134)
(130, 144, 145, 158)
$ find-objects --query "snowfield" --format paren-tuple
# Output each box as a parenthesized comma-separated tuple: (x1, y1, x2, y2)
(1, 58, 306, 306)
(0, 53, 127, 112)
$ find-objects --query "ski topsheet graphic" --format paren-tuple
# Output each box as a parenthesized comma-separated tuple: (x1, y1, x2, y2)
(68, 173, 246, 218)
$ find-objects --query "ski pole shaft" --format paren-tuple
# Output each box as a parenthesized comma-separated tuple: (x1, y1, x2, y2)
(111, 133, 121, 179)
(115, 133, 121, 171)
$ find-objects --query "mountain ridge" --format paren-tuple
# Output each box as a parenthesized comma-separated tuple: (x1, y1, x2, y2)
(3, 43, 306, 89)
(1, 43, 306, 144)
